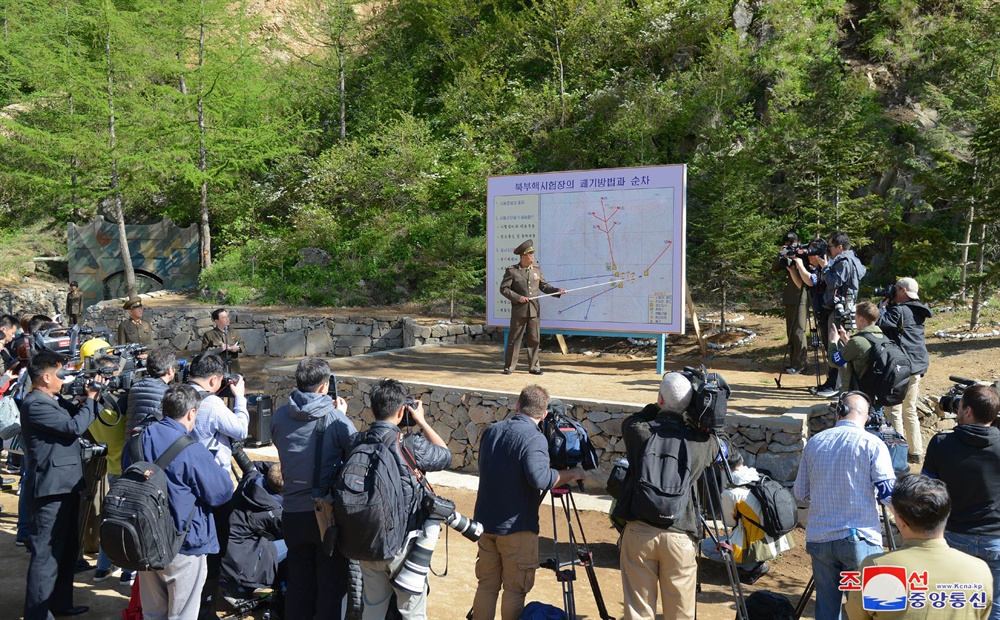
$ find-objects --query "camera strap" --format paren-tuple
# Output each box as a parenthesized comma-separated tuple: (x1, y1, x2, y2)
(311, 415, 329, 499)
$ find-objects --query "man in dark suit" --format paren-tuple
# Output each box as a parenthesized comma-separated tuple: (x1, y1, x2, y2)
(500, 239, 566, 376)
(21, 349, 103, 619)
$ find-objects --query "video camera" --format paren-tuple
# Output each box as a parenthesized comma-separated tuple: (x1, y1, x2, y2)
(681, 365, 731, 432)
(939, 376, 1000, 415)
(778, 241, 828, 268)
(393, 487, 484, 595)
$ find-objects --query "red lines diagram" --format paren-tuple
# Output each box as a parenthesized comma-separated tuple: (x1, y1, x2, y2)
(551, 195, 673, 320)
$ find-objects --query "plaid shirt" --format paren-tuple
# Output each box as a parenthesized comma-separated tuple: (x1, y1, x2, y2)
(794, 419, 895, 545)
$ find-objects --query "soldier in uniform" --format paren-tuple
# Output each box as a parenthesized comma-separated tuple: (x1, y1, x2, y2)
(65, 281, 83, 326)
(117, 296, 154, 346)
(201, 308, 243, 374)
(500, 239, 566, 375)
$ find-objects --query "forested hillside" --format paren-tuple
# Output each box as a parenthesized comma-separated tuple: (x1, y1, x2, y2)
(1, 0, 998, 315)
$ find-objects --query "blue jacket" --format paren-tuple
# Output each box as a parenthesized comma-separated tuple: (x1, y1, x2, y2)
(822, 250, 866, 308)
(271, 390, 357, 513)
(123, 417, 234, 555)
(474, 414, 558, 536)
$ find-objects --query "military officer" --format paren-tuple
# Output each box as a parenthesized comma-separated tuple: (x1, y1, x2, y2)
(117, 296, 154, 346)
(65, 281, 83, 325)
(201, 308, 243, 374)
(500, 239, 566, 375)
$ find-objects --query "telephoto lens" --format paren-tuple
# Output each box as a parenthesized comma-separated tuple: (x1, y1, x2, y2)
(393, 519, 441, 595)
(444, 510, 483, 542)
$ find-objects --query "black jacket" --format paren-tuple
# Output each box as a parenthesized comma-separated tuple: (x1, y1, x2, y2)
(876, 300, 932, 375)
(924, 424, 1000, 535)
(220, 461, 283, 590)
(123, 376, 171, 436)
(20, 390, 98, 500)
(613, 403, 720, 537)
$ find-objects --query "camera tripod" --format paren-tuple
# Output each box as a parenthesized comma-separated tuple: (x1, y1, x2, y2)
(696, 440, 750, 620)
(775, 285, 824, 391)
(540, 485, 615, 620)
(792, 503, 898, 619)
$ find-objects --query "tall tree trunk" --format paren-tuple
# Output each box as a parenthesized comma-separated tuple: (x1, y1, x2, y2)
(548, 2, 566, 127)
(338, 43, 346, 140)
(959, 204, 974, 302)
(970, 220, 986, 330)
(107, 23, 136, 297)
(198, 0, 211, 270)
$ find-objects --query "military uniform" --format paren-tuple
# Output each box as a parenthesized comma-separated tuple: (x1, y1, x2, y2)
(201, 326, 243, 373)
(500, 240, 561, 373)
(65, 290, 83, 325)
(117, 318, 154, 346)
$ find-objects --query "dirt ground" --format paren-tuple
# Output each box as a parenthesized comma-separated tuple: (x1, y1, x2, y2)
(1, 304, 998, 619)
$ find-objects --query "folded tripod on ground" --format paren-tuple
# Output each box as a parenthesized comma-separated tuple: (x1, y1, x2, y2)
(541, 485, 615, 620)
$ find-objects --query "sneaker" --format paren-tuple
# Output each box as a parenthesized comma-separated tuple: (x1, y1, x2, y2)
(784, 366, 802, 375)
(815, 387, 839, 398)
(93, 566, 121, 582)
(119, 572, 135, 587)
(739, 561, 770, 585)
(14, 538, 27, 547)
(907, 453, 922, 465)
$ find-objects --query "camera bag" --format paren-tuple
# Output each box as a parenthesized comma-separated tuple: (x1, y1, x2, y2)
(332, 428, 417, 562)
(543, 399, 599, 471)
(100, 433, 196, 571)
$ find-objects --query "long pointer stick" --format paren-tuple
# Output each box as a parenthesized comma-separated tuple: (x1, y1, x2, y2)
(526, 278, 627, 300)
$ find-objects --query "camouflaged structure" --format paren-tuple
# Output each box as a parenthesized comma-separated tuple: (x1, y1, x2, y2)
(67, 217, 199, 311)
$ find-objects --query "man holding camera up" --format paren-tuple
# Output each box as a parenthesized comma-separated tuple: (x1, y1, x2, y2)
(187, 352, 248, 472)
(357, 379, 452, 620)
(829, 301, 884, 400)
(923, 385, 1000, 620)
(123, 347, 178, 436)
(21, 349, 104, 619)
(472, 385, 585, 620)
(813, 231, 866, 397)
(877, 277, 932, 465)
(773, 232, 809, 374)
(614, 372, 721, 620)
(271, 358, 355, 620)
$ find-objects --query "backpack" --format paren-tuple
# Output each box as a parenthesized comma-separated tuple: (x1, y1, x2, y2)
(743, 590, 795, 620)
(520, 601, 568, 619)
(630, 419, 692, 528)
(854, 332, 912, 408)
(333, 428, 416, 562)
(542, 406, 599, 472)
(741, 475, 798, 538)
(100, 433, 196, 571)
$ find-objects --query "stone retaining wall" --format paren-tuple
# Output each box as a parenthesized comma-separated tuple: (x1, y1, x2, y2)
(84, 293, 502, 357)
(265, 373, 810, 488)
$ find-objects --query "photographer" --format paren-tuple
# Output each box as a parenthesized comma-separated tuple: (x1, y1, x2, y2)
(123, 347, 178, 436)
(829, 301, 885, 400)
(772, 232, 809, 374)
(816, 231, 867, 394)
(788, 240, 841, 396)
(357, 378, 451, 620)
(614, 372, 721, 620)
(187, 352, 248, 472)
(794, 392, 895, 620)
(923, 385, 1000, 620)
(20, 349, 104, 619)
(271, 358, 355, 620)
(472, 385, 585, 620)
(877, 277, 932, 465)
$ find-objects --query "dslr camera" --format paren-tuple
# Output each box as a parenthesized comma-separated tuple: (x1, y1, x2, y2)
(398, 396, 420, 428)
(777, 243, 805, 268)
(833, 295, 857, 331)
(79, 438, 109, 462)
(216, 373, 243, 399)
(873, 285, 896, 299)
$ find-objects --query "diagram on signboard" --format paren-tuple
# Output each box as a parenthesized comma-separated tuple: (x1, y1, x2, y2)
(534, 188, 676, 325)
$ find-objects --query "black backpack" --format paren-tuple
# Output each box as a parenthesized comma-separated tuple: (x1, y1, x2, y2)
(333, 428, 416, 562)
(854, 332, 911, 408)
(741, 475, 798, 538)
(630, 419, 692, 528)
(743, 590, 795, 620)
(100, 433, 196, 571)
(542, 401, 599, 471)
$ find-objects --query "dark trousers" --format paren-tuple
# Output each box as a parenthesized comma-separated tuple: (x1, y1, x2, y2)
(25, 493, 80, 620)
(198, 499, 234, 620)
(504, 314, 541, 371)
(816, 307, 838, 387)
(284, 510, 350, 620)
(784, 300, 809, 370)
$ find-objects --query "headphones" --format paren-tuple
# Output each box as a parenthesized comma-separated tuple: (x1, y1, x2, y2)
(837, 391, 873, 418)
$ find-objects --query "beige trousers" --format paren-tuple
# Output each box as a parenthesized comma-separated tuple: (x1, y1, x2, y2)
(888, 373, 923, 456)
(620, 520, 698, 620)
(472, 531, 539, 620)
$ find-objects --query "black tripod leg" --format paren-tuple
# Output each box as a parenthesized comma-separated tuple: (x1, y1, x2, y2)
(795, 576, 814, 619)
(700, 466, 748, 620)
(566, 491, 616, 620)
